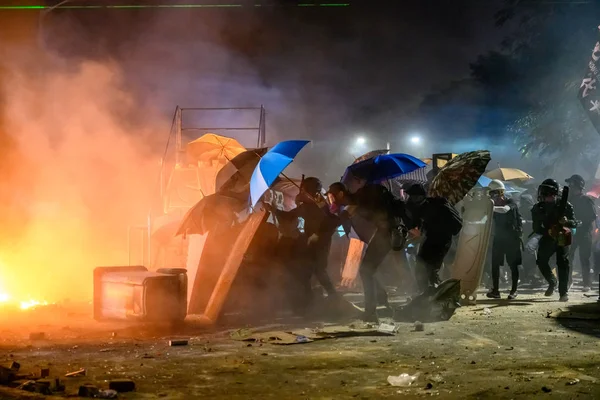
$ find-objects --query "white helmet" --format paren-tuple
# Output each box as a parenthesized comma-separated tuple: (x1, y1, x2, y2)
(487, 179, 505, 191)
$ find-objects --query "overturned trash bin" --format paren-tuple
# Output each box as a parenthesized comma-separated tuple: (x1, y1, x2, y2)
(93, 266, 187, 324)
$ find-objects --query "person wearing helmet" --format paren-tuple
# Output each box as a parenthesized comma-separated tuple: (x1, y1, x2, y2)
(405, 183, 463, 293)
(566, 174, 597, 291)
(531, 178, 578, 301)
(485, 180, 523, 299)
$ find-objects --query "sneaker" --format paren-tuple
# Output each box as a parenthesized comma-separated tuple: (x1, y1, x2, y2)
(507, 291, 518, 300)
(559, 294, 569, 302)
(545, 284, 555, 297)
(486, 290, 501, 299)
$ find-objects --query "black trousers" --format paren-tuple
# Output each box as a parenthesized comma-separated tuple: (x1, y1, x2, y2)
(359, 231, 391, 316)
(491, 235, 522, 292)
(415, 237, 452, 292)
(537, 235, 570, 296)
(569, 232, 592, 286)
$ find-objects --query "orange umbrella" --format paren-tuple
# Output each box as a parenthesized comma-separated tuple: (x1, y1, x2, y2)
(186, 133, 246, 163)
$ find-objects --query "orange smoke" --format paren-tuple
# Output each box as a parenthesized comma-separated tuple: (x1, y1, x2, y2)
(0, 44, 166, 305)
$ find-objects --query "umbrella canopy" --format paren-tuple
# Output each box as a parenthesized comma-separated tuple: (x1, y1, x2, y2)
(186, 133, 246, 163)
(215, 148, 268, 193)
(429, 150, 492, 205)
(250, 140, 310, 207)
(485, 168, 533, 182)
(353, 149, 390, 164)
(175, 193, 247, 236)
(342, 153, 426, 184)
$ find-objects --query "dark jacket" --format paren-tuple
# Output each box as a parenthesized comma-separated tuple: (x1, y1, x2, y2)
(276, 201, 340, 241)
(569, 193, 596, 234)
(407, 197, 462, 243)
(531, 198, 577, 236)
(493, 198, 522, 240)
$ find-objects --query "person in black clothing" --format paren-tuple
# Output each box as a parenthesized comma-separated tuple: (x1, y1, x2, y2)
(518, 191, 542, 285)
(327, 182, 401, 323)
(268, 177, 341, 313)
(485, 180, 523, 300)
(566, 174, 597, 291)
(531, 179, 578, 302)
(404, 183, 463, 293)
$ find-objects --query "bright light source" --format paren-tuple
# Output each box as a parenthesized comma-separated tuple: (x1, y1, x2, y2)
(410, 136, 421, 144)
(356, 137, 366, 145)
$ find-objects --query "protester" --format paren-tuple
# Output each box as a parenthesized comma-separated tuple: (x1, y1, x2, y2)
(485, 180, 523, 300)
(518, 191, 542, 285)
(267, 177, 341, 314)
(565, 174, 597, 292)
(404, 183, 462, 293)
(327, 181, 402, 323)
(531, 179, 578, 302)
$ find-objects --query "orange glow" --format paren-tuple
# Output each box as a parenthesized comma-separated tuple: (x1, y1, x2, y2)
(0, 42, 165, 309)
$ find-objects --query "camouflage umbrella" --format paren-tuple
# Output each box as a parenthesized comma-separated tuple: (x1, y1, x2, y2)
(428, 150, 491, 205)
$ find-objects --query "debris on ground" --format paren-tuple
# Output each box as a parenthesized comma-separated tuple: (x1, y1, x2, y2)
(230, 324, 396, 345)
(414, 321, 424, 331)
(377, 323, 399, 334)
(98, 389, 119, 398)
(387, 373, 419, 387)
(65, 368, 86, 377)
(78, 384, 100, 397)
(546, 308, 600, 320)
(108, 379, 136, 392)
(168, 339, 189, 346)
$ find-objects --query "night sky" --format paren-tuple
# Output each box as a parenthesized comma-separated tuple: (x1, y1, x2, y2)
(0, 0, 591, 178)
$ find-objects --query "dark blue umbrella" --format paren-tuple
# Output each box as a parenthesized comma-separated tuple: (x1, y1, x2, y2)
(250, 140, 310, 207)
(342, 153, 426, 186)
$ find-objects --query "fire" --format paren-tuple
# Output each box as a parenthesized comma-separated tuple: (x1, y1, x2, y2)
(0, 269, 49, 310)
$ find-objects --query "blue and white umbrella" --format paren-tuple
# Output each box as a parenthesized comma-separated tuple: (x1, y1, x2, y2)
(250, 140, 310, 207)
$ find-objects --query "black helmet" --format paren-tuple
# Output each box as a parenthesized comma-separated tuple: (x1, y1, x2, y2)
(565, 174, 585, 189)
(538, 178, 559, 198)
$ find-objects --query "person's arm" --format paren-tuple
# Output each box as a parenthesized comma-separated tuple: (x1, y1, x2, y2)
(531, 205, 544, 234)
(561, 203, 578, 228)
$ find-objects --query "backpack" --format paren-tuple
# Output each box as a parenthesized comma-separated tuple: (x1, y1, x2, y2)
(354, 184, 395, 214)
(425, 198, 463, 237)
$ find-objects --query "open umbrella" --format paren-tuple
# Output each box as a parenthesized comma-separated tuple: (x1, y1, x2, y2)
(186, 133, 246, 163)
(215, 148, 268, 192)
(250, 140, 310, 207)
(342, 153, 426, 185)
(429, 150, 492, 205)
(175, 193, 247, 236)
(485, 168, 533, 182)
(353, 149, 390, 164)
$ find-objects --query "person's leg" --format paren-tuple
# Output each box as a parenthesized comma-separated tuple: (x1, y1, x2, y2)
(489, 240, 503, 295)
(556, 245, 571, 300)
(312, 244, 338, 298)
(568, 238, 580, 289)
(537, 236, 558, 296)
(578, 234, 593, 288)
(359, 232, 391, 321)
